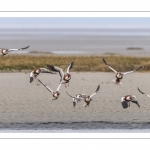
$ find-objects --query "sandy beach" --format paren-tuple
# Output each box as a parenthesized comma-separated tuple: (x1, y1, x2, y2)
(0, 72, 150, 130)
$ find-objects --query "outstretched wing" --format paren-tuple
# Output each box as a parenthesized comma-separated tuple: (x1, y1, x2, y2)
(131, 95, 140, 108)
(29, 71, 34, 83)
(66, 91, 76, 98)
(37, 79, 53, 93)
(47, 65, 64, 81)
(103, 59, 117, 73)
(123, 66, 142, 75)
(67, 61, 74, 73)
(40, 68, 56, 74)
(66, 91, 84, 100)
(131, 100, 140, 108)
(90, 85, 100, 98)
(8, 46, 30, 52)
(56, 84, 61, 92)
(138, 87, 150, 97)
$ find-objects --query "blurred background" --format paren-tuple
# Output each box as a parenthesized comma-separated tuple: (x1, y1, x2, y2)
(0, 17, 150, 56)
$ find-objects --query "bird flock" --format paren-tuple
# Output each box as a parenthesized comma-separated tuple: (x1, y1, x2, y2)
(1, 46, 147, 109)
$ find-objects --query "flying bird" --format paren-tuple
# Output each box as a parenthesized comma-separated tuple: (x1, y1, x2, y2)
(38, 79, 61, 100)
(66, 91, 86, 107)
(103, 58, 142, 85)
(138, 87, 150, 97)
(66, 85, 100, 107)
(47, 61, 74, 87)
(30, 68, 55, 83)
(121, 95, 140, 109)
(83, 85, 100, 107)
(0, 46, 30, 56)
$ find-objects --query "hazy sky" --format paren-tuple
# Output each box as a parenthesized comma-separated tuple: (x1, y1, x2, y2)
(0, 17, 150, 28)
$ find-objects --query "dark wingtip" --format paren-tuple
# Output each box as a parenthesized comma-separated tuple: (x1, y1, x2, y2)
(103, 58, 108, 65)
(47, 65, 58, 72)
(69, 61, 74, 70)
(137, 102, 140, 108)
(96, 85, 100, 92)
(22, 46, 30, 50)
(138, 87, 145, 94)
(71, 61, 74, 66)
(136, 66, 142, 71)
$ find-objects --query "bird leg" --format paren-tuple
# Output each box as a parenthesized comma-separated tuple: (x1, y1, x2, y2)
(128, 102, 130, 107)
(65, 83, 67, 88)
(65, 82, 69, 88)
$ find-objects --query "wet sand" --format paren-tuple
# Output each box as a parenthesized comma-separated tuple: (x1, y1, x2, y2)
(0, 72, 150, 130)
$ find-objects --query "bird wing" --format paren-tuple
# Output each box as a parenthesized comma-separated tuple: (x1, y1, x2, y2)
(67, 61, 74, 73)
(47, 65, 64, 81)
(37, 79, 53, 93)
(103, 59, 117, 73)
(138, 87, 150, 97)
(56, 84, 61, 92)
(29, 71, 34, 83)
(90, 85, 100, 98)
(66, 91, 76, 98)
(131, 100, 140, 108)
(40, 68, 56, 74)
(131, 95, 137, 101)
(66, 91, 84, 100)
(131, 97, 140, 108)
(123, 66, 142, 75)
(8, 46, 30, 52)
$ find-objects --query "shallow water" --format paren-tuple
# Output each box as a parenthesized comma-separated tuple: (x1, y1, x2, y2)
(0, 28, 150, 56)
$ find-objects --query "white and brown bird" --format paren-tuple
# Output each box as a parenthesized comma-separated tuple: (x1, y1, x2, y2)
(138, 87, 150, 97)
(83, 85, 100, 107)
(30, 68, 55, 83)
(47, 62, 74, 87)
(0, 46, 30, 56)
(103, 59, 142, 85)
(66, 91, 86, 107)
(121, 95, 140, 109)
(66, 85, 100, 107)
(38, 79, 61, 100)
